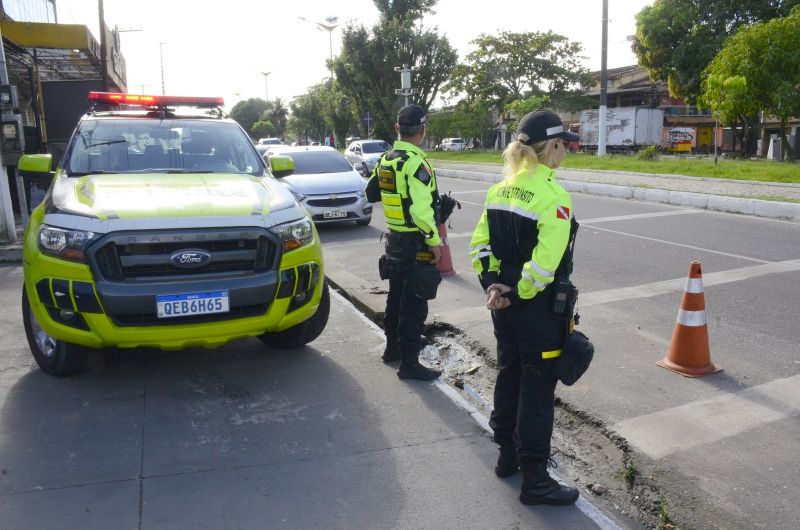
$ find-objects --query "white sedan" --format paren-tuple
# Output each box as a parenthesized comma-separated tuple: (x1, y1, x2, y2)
(267, 146, 372, 226)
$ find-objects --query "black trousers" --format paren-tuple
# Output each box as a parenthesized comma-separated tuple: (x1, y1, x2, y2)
(489, 301, 565, 463)
(384, 266, 428, 358)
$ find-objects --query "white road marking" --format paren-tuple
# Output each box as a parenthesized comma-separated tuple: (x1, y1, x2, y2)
(584, 224, 770, 263)
(330, 286, 620, 530)
(582, 259, 800, 307)
(612, 374, 800, 459)
(581, 209, 702, 224)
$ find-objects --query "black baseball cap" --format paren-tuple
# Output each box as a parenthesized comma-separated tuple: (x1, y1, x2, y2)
(397, 104, 427, 126)
(517, 111, 579, 145)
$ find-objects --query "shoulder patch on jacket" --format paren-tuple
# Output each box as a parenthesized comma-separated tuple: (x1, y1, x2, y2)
(556, 205, 571, 220)
(413, 165, 432, 184)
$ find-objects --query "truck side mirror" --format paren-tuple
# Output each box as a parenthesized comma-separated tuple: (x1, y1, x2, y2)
(18, 153, 54, 177)
(269, 154, 295, 178)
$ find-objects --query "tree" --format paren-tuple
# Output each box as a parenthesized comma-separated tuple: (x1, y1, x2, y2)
(700, 6, 800, 159)
(632, 0, 800, 103)
(444, 31, 590, 110)
(427, 100, 494, 148)
(250, 120, 276, 140)
(263, 99, 289, 140)
(505, 94, 551, 132)
(320, 80, 354, 149)
(334, 3, 457, 141)
(229, 98, 268, 138)
(288, 86, 327, 143)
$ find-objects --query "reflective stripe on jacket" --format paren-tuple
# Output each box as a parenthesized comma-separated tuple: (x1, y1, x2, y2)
(366, 140, 441, 246)
(469, 163, 573, 300)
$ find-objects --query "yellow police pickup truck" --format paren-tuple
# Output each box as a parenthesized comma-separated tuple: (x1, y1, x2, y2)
(18, 92, 328, 376)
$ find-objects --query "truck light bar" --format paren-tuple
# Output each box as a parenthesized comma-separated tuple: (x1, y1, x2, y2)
(88, 92, 225, 108)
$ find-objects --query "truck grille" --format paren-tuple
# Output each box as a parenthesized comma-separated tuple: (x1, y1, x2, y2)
(90, 228, 279, 282)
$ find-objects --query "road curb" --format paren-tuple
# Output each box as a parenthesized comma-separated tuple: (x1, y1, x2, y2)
(436, 167, 800, 222)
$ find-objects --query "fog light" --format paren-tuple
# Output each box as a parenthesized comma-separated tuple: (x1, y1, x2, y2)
(59, 310, 76, 322)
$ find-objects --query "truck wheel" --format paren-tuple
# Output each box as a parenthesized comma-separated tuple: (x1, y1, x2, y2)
(22, 288, 89, 376)
(258, 281, 330, 349)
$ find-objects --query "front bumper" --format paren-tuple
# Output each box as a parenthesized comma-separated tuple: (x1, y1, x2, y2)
(23, 228, 325, 350)
(300, 193, 372, 224)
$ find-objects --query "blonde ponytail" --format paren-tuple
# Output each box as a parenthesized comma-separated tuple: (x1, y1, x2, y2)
(503, 133, 559, 180)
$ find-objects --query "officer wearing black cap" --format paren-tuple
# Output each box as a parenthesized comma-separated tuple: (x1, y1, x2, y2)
(468, 110, 581, 505)
(365, 104, 443, 381)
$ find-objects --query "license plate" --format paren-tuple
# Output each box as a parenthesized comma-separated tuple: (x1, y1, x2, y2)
(323, 210, 347, 219)
(156, 291, 230, 319)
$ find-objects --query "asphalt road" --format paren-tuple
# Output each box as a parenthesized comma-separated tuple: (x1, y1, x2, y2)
(0, 264, 616, 530)
(318, 173, 800, 530)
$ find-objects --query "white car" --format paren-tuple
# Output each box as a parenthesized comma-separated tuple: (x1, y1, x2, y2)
(267, 146, 372, 226)
(440, 137, 465, 151)
(344, 139, 391, 175)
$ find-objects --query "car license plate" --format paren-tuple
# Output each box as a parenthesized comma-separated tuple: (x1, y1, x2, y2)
(156, 291, 230, 319)
(323, 210, 347, 219)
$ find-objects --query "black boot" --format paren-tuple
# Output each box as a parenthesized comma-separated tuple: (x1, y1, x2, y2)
(381, 339, 402, 363)
(519, 458, 579, 506)
(397, 353, 442, 381)
(495, 444, 518, 478)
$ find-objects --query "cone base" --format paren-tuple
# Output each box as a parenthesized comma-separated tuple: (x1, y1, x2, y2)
(657, 357, 722, 378)
(438, 269, 456, 277)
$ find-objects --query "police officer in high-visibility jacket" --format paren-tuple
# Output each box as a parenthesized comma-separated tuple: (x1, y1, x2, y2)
(469, 111, 580, 505)
(365, 104, 443, 381)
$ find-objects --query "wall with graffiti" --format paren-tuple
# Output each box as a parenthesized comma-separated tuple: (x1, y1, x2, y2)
(662, 127, 696, 152)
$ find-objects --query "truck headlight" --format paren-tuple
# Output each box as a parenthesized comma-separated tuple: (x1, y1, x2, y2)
(38, 225, 96, 261)
(273, 218, 313, 252)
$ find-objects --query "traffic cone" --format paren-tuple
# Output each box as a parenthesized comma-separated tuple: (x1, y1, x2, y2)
(657, 261, 721, 377)
(436, 223, 456, 276)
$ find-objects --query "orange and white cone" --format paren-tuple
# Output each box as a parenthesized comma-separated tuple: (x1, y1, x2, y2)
(657, 261, 721, 377)
(436, 223, 456, 276)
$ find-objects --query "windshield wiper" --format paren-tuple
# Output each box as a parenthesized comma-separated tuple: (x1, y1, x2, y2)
(85, 139, 128, 148)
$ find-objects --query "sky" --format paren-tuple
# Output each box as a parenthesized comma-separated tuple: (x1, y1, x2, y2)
(55, 0, 654, 112)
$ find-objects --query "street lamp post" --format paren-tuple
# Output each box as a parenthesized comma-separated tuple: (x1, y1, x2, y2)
(298, 16, 340, 82)
(598, 0, 608, 157)
(159, 42, 166, 95)
(260, 71, 271, 102)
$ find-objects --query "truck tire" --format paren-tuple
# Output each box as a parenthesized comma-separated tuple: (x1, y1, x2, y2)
(258, 281, 330, 349)
(22, 288, 89, 376)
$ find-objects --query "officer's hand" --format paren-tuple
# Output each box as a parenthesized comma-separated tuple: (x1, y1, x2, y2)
(430, 245, 442, 265)
(486, 283, 512, 311)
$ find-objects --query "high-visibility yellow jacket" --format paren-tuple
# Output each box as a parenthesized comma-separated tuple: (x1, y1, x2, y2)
(469, 163, 573, 302)
(366, 140, 441, 246)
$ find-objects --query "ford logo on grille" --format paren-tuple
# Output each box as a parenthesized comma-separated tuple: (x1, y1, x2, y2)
(170, 249, 212, 269)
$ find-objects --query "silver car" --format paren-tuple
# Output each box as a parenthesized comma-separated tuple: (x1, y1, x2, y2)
(344, 139, 391, 175)
(268, 146, 372, 226)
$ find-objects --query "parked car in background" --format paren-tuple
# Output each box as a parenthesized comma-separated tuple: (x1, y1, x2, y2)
(343, 139, 391, 176)
(267, 146, 372, 226)
(440, 138, 465, 151)
(258, 137, 283, 146)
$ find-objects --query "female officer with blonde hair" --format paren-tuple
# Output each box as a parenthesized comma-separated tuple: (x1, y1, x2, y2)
(469, 110, 579, 506)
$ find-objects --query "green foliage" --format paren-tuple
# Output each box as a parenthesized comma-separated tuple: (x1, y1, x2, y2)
(702, 6, 800, 158)
(334, 14, 457, 142)
(427, 100, 494, 147)
(229, 98, 269, 137)
(636, 145, 660, 161)
(444, 31, 589, 109)
(372, 0, 436, 21)
(632, 0, 800, 103)
(616, 462, 639, 488)
(320, 81, 354, 149)
(505, 94, 550, 132)
(656, 496, 671, 530)
(288, 85, 328, 143)
(250, 120, 275, 139)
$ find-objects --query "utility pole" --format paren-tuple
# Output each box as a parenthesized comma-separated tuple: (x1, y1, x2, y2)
(159, 42, 166, 95)
(0, 24, 17, 241)
(394, 64, 417, 107)
(598, 0, 608, 157)
(98, 0, 109, 91)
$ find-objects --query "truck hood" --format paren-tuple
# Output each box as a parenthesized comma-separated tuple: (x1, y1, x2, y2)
(279, 170, 366, 196)
(50, 172, 295, 220)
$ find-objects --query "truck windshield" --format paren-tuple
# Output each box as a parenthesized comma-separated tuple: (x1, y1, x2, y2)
(65, 119, 265, 176)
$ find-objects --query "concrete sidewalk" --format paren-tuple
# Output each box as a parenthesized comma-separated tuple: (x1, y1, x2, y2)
(432, 160, 800, 223)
